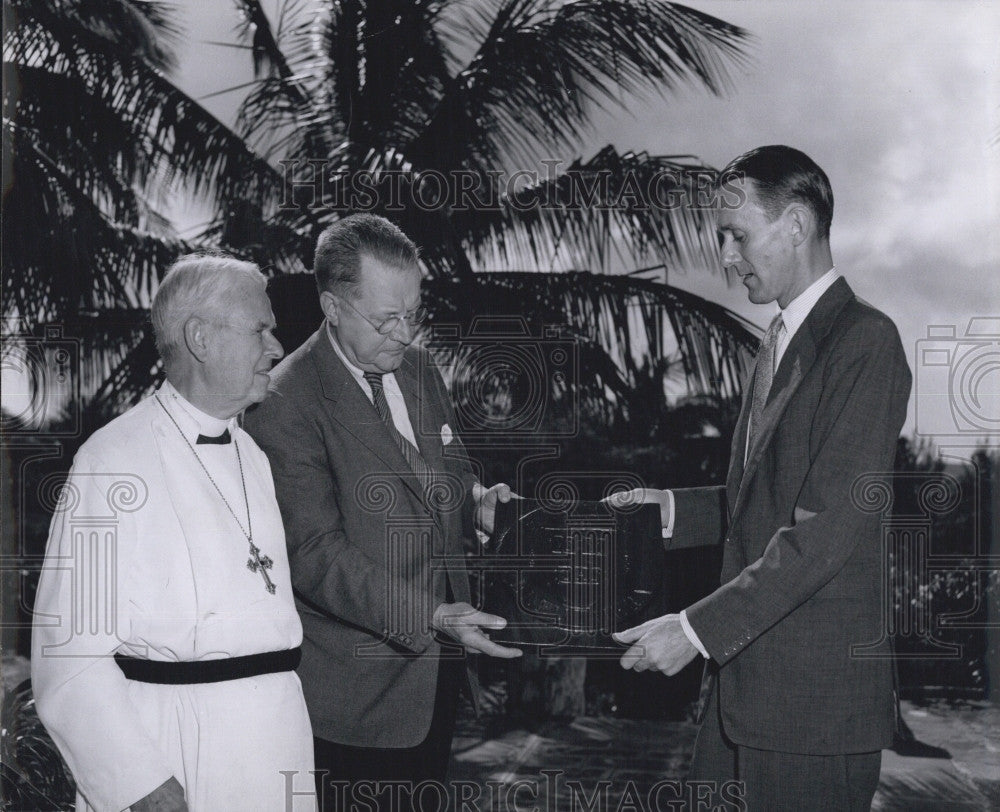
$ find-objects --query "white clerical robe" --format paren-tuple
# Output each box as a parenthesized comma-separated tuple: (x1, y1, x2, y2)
(31, 383, 316, 812)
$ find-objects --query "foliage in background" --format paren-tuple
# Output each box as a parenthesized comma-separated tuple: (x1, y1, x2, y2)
(892, 440, 999, 695)
(4, 0, 756, 417)
(2, 0, 287, 407)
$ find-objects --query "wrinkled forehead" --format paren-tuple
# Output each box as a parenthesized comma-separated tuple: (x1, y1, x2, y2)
(222, 282, 274, 324)
(356, 257, 422, 308)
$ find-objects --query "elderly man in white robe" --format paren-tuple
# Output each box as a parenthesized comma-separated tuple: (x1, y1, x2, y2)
(31, 255, 316, 812)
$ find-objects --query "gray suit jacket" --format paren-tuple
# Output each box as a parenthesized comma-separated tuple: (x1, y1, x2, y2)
(671, 278, 912, 754)
(244, 327, 478, 747)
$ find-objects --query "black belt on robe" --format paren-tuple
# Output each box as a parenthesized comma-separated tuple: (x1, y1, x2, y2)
(114, 647, 301, 684)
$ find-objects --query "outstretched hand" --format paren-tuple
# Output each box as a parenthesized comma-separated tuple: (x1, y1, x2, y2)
(473, 482, 517, 535)
(613, 614, 699, 676)
(432, 602, 523, 659)
(602, 488, 672, 529)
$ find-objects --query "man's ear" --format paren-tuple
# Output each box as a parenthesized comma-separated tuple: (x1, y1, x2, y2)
(786, 204, 813, 247)
(319, 290, 340, 326)
(183, 316, 211, 363)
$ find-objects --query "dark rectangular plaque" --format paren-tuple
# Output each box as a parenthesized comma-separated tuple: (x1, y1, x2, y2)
(476, 498, 664, 652)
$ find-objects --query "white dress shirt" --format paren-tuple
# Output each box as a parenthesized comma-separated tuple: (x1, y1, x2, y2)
(679, 268, 841, 659)
(327, 322, 419, 447)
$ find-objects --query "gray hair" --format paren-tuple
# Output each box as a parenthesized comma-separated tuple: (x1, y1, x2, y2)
(313, 214, 419, 299)
(151, 253, 267, 366)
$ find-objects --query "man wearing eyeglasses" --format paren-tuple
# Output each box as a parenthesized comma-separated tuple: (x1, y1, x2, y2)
(243, 214, 521, 809)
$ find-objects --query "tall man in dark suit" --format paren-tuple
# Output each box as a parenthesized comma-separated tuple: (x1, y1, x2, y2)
(611, 146, 912, 810)
(243, 214, 521, 809)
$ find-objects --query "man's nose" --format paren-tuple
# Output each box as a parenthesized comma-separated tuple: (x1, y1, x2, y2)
(720, 239, 741, 269)
(387, 319, 416, 344)
(265, 331, 284, 360)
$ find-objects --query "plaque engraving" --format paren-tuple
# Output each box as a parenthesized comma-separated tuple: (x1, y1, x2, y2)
(478, 498, 664, 651)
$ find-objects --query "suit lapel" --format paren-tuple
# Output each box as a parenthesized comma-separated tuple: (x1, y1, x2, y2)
(308, 326, 426, 506)
(728, 278, 854, 515)
(726, 365, 754, 500)
(395, 352, 445, 475)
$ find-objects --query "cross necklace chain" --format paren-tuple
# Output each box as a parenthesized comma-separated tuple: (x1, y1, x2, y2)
(155, 395, 276, 595)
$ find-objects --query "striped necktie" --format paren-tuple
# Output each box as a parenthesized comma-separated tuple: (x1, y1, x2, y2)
(747, 314, 785, 453)
(363, 372, 433, 491)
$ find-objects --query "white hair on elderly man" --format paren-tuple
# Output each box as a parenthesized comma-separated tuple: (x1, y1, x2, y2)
(151, 253, 267, 365)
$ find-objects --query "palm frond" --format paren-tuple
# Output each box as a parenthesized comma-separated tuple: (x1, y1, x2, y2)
(6, 0, 181, 72)
(3, 121, 191, 320)
(406, 0, 751, 173)
(6, 0, 285, 214)
(450, 146, 726, 277)
(424, 270, 757, 405)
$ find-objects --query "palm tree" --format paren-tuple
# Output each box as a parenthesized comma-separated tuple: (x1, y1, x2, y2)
(4, 0, 754, 416)
(2, 0, 285, 416)
(210, 0, 756, 423)
(217, 0, 748, 275)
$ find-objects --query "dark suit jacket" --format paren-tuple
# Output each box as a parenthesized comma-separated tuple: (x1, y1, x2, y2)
(243, 326, 478, 747)
(670, 278, 911, 755)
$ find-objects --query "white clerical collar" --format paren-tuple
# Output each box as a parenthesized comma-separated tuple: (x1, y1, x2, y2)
(778, 267, 840, 339)
(158, 379, 233, 440)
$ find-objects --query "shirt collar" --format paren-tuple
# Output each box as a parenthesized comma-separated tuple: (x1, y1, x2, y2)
(326, 321, 368, 383)
(778, 267, 840, 338)
(159, 379, 233, 440)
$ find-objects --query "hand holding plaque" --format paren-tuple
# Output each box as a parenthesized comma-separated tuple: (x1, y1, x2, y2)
(477, 497, 664, 652)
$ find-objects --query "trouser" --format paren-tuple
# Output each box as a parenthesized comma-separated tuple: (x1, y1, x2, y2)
(313, 657, 462, 812)
(688, 682, 882, 811)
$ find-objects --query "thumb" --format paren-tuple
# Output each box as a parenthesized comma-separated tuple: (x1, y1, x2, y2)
(496, 484, 512, 502)
(603, 490, 638, 508)
(474, 611, 508, 630)
(612, 624, 646, 644)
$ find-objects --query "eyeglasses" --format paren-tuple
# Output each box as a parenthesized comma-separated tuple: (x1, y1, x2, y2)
(338, 297, 428, 336)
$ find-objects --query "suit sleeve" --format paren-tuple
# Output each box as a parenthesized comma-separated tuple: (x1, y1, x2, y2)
(31, 450, 175, 812)
(666, 485, 728, 550)
(244, 391, 438, 654)
(686, 319, 911, 665)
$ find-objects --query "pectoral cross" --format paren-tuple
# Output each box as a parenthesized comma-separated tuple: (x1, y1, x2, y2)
(247, 543, 276, 594)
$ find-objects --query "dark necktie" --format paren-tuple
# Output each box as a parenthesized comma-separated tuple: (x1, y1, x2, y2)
(747, 314, 784, 453)
(363, 372, 433, 491)
(196, 429, 231, 445)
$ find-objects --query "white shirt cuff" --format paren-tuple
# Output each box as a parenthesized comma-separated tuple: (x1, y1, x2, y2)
(660, 489, 676, 539)
(680, 609, 709, 659)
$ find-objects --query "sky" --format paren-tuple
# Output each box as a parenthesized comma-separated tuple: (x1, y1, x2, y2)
(170, 0, 1000, 449)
